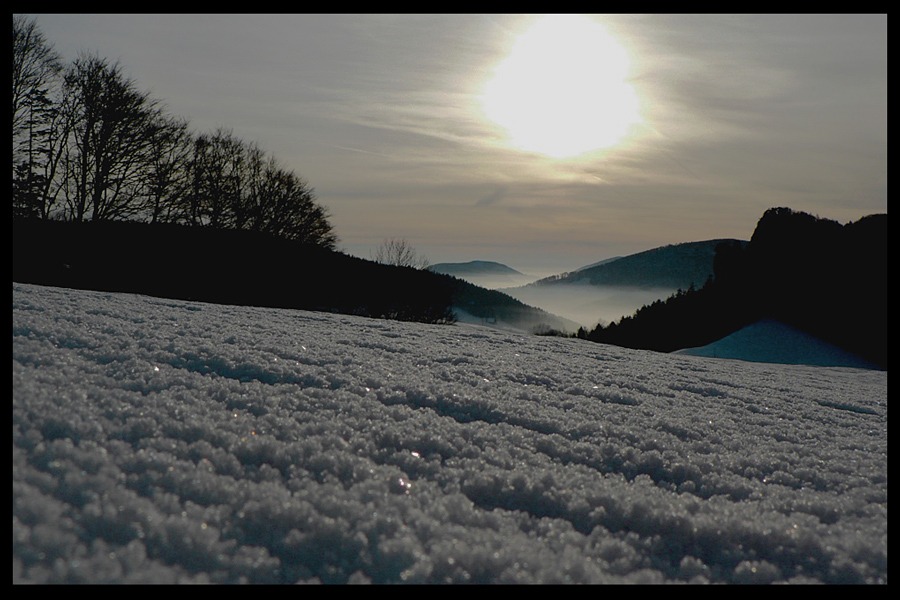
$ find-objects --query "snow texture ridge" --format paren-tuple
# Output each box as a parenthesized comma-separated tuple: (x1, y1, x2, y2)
(12, 283, 887, 584)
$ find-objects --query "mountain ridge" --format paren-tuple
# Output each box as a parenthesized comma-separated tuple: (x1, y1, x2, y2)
(573, 256, 623, 272)
(429, 260, 526, 277)
(494, 239, 747, 328)
(429, 260, 537, 291)
(524, 239, 747, 291)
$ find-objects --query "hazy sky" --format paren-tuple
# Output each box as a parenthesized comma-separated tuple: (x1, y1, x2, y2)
(25, 14, 887, 276)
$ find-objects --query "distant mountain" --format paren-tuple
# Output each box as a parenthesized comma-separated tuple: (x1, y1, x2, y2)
(496, 240, 746, 328)
(572, 256, 622, 272)
(527, 239, 747, 290)
(429, 260, 525, 277)
(429, 260, 536, 290)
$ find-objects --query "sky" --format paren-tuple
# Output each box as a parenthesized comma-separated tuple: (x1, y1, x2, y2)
(24, 14, 887, 277)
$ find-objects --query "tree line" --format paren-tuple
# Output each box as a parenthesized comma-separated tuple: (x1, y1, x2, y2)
(12, 15, 337, 249)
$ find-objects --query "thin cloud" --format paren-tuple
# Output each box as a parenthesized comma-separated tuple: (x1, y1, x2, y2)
(23, 13, 887, 271)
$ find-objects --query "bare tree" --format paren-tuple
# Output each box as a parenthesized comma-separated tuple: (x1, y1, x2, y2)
(181, 129, 338, 248)
(186, 127, 247, 228)
(13, 15, 64, 217)
(141, 113, 192, 224)
(254, 160, 338, 248)
(13, 17, 339, 251)
(12, 15, 62, 145)
(372, 238, 430, 269)
(60, 52, 163, 221)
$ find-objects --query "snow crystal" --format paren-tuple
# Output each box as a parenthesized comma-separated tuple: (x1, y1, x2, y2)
(12, 283, 887, 584)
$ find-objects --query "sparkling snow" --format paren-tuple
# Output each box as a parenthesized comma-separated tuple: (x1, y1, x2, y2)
(12, 283, 887, 584)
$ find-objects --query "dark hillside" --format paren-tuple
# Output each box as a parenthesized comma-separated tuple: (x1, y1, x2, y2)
(13, 218, 457, 324)
(584, 208, 886, 369)
(739, 208, 886, 366)
(445, 275, 581, 333)
(13, 218, 574, 332)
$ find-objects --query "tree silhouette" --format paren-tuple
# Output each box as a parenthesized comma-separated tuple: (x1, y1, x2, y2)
(142, 113, 193, 224)
(183, 128, 337, 249)
(60, 53, 163, 221)
(253, 159, 338, 248)
(12, 15, 64, 218)
(12, 16, 61, 145)
(372, 238, 430, 269)
(12, 18, 339, 252)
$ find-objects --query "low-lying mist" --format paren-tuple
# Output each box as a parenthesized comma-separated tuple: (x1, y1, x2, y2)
(499, 283, 678, 330)
(450, 272, 539, 291)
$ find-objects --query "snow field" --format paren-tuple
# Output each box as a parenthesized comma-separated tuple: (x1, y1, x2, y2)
(12, 283, 887, 583)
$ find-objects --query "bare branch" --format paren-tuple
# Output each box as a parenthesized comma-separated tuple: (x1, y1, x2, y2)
(372, 238, 430, 269)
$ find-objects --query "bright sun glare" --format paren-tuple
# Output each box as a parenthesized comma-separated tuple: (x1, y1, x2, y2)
(481, 15, 641, 159)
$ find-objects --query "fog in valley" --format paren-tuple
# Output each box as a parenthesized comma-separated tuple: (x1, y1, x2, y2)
(449, 272, 539, 293)
(499, 283, 677, 329)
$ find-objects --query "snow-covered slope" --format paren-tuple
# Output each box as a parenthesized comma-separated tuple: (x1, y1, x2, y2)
(674, 319, 883, 370)
(13, 283, 887, 584)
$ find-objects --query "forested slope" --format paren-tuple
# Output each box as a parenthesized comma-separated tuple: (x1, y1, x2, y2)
(583, 208, 886, 369)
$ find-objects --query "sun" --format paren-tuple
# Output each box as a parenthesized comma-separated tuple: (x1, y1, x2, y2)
(481, 15, 641, 159)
